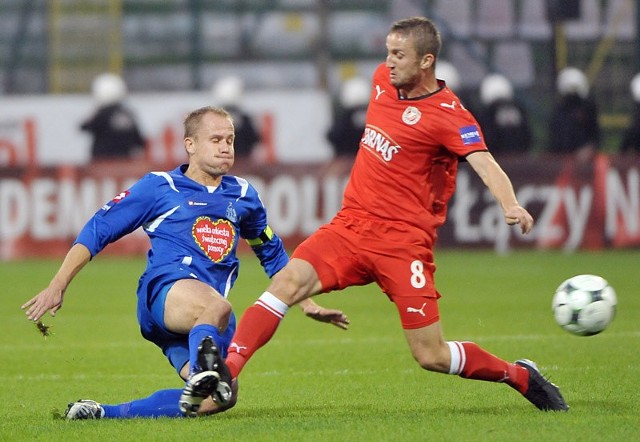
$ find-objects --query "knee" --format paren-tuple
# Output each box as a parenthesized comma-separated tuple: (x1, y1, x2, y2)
(215, 297, 232, 318)
(271, 266, 300, 291)
(202, 296, 232, 324)
(270, 264, 316, 304)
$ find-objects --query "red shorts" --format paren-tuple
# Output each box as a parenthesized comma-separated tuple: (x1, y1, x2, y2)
(292, 211, 441, 329)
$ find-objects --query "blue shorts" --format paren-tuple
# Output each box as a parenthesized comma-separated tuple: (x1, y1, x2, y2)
(137, 283, 236, 374)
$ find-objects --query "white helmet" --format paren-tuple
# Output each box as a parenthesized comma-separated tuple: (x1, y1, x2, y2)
(630, 73, 640, 103)
(212, 76, 244, 107)
(557, 67, 589, 99)
(339, 77, 370, 108)
(92, 73, 126, 105)
(436, 60, 461, 91)
(480, 73, 513, 105)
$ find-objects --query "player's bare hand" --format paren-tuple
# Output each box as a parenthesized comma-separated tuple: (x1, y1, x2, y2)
(21, 286, 64, 322)
(504, 205, 534, 234)
(302, 304, 350, 330)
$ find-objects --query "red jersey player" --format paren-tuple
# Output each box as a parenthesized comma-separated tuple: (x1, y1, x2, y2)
(218, 17, 568, 413)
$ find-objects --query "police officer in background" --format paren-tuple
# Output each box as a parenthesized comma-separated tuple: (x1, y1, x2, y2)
(436, 59, 477, 111)
(476, 73, 532, 156)
(327, 77, 370, 158)
(81, 73, 146, 160)
(620, 73, 640, 154)
(548, 67, 600, 160)
(211, 76, 260, 160)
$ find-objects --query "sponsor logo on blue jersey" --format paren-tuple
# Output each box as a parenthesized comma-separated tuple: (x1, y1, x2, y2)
(459, 125, 481, 145)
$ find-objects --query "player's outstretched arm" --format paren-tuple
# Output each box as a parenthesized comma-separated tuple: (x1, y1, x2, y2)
(21, 243, 92, 321)
(299, 298, 350, 330)
(466, 151, 534, 234)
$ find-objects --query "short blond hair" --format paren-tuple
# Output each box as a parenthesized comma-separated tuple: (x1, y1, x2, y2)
(389, 17, 441, 59)
(184, 106, 233, 139)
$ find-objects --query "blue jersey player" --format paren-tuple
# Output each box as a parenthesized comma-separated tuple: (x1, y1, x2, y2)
(22, 106, 348, 419)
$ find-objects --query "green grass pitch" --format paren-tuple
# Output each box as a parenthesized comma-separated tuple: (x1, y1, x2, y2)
(1, 249, 639, 441)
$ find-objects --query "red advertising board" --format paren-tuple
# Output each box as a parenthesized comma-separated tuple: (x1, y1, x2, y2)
(1, 154, 639, 260)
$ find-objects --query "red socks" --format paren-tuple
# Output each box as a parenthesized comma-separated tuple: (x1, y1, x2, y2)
(225, 296, 530, 398)
(226, 293, 288, 379)
(449, 341, 529, 394)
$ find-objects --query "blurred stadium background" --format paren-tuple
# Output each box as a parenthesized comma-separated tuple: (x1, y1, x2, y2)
(1, 0, 640, 259)
(2, 0, 638, 143)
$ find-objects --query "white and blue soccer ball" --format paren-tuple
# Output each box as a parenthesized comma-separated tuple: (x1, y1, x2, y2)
(552, 274, 617, 336)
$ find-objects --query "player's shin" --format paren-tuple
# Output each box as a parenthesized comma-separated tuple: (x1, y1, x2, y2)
(188, 324, 224, 375)
(448, 341, 528, 393)
(226, 291, 289, 378)
(103, 389, 184, 418)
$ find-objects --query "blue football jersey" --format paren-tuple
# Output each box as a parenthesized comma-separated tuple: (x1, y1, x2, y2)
(75, 164, 289, 303)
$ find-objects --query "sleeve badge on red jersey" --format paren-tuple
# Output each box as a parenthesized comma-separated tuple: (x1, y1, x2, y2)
(459, 125, 481, 145)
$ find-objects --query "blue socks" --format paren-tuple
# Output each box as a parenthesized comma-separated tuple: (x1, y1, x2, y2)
(188, 323, 222, 376)
(102, 389, 183, 418)
(100, 324, 224, 418)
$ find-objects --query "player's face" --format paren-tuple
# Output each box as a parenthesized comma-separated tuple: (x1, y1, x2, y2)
(385, 32, 424, 91)
(187, 112, 235, 179)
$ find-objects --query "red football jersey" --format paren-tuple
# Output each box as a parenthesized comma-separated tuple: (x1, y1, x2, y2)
(342, 63, 488, 232)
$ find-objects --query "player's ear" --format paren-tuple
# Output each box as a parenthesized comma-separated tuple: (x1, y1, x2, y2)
(421, 54, 435, 70)
(184, 137, 196, 155)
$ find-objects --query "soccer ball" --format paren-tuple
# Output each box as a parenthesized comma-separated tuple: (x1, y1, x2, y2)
(551, 274, 617, 336)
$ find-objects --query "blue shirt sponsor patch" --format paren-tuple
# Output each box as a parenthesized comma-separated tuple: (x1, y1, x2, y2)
(459, 125, 481, 145)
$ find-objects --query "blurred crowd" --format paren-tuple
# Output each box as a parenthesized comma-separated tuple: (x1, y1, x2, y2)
(82, 63, 640, 164)
(327, 62, 640, 160)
